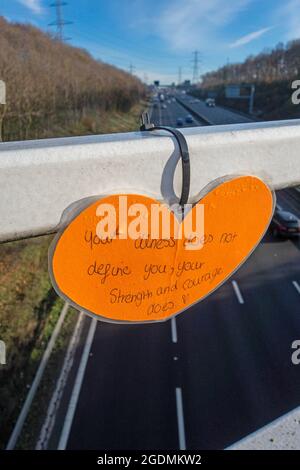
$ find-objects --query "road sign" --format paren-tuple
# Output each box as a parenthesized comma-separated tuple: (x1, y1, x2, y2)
(225, 85, 241, 98)
(225, 84, 255, 114)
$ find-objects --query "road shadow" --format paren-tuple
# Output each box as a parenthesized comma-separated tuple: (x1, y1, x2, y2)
(261, 229, 300, 251)
(260, 229, 285, 244)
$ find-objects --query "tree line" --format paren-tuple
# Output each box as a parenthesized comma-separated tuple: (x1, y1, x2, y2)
(201, 40, 300, 88)
(197, 39, 300, 120)
(0, 17, 145, 140)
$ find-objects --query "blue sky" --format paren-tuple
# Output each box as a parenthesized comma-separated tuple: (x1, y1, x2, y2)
(1, 0, 300, 84)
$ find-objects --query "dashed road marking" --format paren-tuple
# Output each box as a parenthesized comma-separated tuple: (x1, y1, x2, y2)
(292, 281, 300, 295)
(171, 317, 178, 343)
(232, 280, 245, 304)
(175, 387, 186, 450)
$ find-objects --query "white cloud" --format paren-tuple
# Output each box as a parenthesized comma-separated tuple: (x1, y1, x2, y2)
(151, 0, 253, 51)
(18, 0, 43, 15)
(229, 26, 273, 48)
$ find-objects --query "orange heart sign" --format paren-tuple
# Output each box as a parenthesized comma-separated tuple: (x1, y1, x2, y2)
(49, 176, 274, 323)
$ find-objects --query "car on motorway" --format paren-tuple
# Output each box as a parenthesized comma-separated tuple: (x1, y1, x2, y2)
(271, 209, 300, 237)
(176, 117, 183, 126)
(185, 114, 194, 123)
(205, 98, 216, 107)
(162, 104, 167, 109)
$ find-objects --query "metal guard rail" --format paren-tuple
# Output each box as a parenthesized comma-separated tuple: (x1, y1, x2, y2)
(0, 118, 300, 243)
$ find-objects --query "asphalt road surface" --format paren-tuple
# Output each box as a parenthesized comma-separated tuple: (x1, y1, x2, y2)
(150, 98, 204, 127)
(176, 94, 253, 125)
(49, 97, 300, 450)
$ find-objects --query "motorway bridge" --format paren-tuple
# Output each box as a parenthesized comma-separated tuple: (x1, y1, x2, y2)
(5, 95, 300, 451)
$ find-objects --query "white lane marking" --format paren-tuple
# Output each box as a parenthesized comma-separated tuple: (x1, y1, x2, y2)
(276, 203, 283, 211)
(175, 387, 186, 450)
(58, 317, 97, 450)
(6, 302, 69, 450)
(171, 317, 178, 343)
(232, 280, 245, 304)
(36, 311, 84, 449)
(293, 281, 300, 295)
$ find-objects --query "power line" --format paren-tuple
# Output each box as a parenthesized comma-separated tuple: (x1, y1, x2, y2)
(143, 73, 148, 85)
(192, 50, 200, 83)
(129, 63, 136, 75)
(49, 1, 73, 41)
(178, 66, 182, 85)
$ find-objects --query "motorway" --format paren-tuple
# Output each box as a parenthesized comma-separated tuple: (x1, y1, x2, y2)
(176, 94, 254, 125)
(44, 97, 300, 450)
(149, 98, 204, 127)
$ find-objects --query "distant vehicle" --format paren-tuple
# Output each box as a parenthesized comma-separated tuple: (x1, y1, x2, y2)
(159, 93, 165, 102)
(167, 99, 171, 104)
(271, 209, 300, 237)
(205, 98, 215, 107)
(162, 104, 167, 109)
(176, 117, 183, 126)
(185, 114, 194, 123)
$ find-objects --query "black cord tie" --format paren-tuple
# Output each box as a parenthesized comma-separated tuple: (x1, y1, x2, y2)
(140, 111, 190, 208)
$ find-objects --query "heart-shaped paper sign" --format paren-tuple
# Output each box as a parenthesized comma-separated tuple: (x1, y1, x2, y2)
(49, 176, 274, 323)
